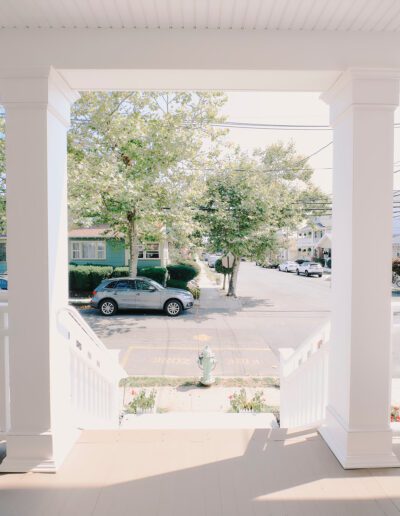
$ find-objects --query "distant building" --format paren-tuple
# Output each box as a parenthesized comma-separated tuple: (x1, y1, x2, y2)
(68, 226, 169, 268)
(295, 215, 332, 266)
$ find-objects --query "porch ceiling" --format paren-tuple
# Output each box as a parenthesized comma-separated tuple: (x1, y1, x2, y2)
(2, 0, 400, 32)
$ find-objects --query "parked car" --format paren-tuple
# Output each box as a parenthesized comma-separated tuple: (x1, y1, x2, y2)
(0, 275, 8, 290)
(278, 261, 298, 273)
(90, 277, 194, 316)
(296, 261, 323, 277)
(207, 254, 222, 268)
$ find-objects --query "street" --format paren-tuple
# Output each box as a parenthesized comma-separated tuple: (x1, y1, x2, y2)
(81, 262, 331, 377)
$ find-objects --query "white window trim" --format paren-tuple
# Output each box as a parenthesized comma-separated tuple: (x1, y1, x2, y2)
(136, 243, 160, 260)
(70, 240, 106, 260)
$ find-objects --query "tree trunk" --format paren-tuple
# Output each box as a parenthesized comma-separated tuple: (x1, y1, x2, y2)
(128, 213, 139, 278)
(227, 257, 240, 297)
(222, 273, 226, 290)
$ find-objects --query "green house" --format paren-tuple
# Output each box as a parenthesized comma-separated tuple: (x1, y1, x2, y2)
(68, 226, 169, 269)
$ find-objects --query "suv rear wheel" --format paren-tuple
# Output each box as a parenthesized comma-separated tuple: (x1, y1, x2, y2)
(164, 299, 183, 317)
(99, 299, 117, 316)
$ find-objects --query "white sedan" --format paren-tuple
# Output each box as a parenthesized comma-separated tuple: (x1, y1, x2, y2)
(296, 261, 323, 277)
(278, 261, 298, 273)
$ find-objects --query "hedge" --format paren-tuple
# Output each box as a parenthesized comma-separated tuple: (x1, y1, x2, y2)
(138, 266, 167, 285)
(166, 279, 188, 290)
(69, 265, 167, 294)
(167, 261, 200, 282)
(69, 265, 113, 294)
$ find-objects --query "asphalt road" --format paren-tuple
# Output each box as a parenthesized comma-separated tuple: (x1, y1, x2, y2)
(80, 262, 331, 377)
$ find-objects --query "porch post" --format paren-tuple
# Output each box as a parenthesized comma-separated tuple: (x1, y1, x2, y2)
(320, 70, 400, 468)
(0, 69, 79, 472)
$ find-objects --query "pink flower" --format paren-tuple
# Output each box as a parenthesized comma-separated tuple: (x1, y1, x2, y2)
(228, 395, 233, 400)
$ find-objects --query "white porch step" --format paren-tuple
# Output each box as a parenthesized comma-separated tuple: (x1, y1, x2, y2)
(121, 411, 278, 429)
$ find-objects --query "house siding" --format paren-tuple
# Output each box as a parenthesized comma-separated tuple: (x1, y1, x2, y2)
(69, 238, 162, 268)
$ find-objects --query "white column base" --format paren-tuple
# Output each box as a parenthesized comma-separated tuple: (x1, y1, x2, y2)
(319, 406, 400, 469)
(0, 429, 80, 473)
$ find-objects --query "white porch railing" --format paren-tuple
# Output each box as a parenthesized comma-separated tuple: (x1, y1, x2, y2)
(279, 322, 330, 429)
(58, 306, 126, 429)
(0, 303, 9, 435)
(280, 302, 400, 429)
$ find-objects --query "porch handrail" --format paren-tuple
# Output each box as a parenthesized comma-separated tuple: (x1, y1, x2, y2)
(58, 306, 126, 429)
(279, 321, 330, 429)
(280, 301, 400, 429)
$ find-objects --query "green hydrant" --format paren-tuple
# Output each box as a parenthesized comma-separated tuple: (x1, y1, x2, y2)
(198, 345, 217, 386)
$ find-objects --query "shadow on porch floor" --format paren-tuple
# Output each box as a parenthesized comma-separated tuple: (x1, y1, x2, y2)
(0, 427, 400, 516)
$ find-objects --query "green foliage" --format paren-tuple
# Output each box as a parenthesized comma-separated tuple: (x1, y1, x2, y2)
(112, 266, 130, 277)
(187, 281, 200, 300)
(126, 389, 156, 414)
(138, 266, 167, 285)
(393, 259, 400, 276)
(166, 279, 190, 291)
(68, 91, 228, 274)
(229, 388, 266, 413)
(215, 258, 233, 275)
(167, 261, 200, 282)
(69, 265, 113, 293)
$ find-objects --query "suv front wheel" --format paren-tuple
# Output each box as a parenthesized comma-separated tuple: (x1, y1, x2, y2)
(99, 299, 117, 316)
(164, 299, 183, 317)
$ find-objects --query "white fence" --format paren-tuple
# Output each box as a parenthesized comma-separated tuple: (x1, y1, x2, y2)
(58, 306, 126, 429)
(279, 322, 330, 429)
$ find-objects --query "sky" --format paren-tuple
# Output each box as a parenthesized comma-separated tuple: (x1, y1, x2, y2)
(221, 91, 400, 196)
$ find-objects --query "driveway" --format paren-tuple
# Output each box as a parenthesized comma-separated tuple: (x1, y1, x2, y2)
(80, 262, 331, 377)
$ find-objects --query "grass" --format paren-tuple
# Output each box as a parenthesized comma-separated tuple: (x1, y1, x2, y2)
(120, 376, 280, 389)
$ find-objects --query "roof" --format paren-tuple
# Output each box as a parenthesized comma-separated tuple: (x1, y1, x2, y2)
(315, 233, 332, 248)
(68, 226, 123, 239)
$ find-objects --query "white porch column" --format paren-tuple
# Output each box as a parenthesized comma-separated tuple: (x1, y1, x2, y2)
(0, 69, 79, 472)
(320, 70, 400, 468)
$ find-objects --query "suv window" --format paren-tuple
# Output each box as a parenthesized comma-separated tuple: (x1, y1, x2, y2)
(116, 280, 136, 290)
(135, 279, 154, 291)
(105, 281, 118, 289)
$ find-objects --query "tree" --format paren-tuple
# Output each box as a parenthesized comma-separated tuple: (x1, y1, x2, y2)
(198, 142, 328, 296)
(68, 91, 226, 277)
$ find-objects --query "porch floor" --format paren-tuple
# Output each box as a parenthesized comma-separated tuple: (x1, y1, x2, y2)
(1, 428, 400, 516)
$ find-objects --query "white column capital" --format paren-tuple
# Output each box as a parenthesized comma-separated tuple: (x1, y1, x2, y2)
(321, 69, 400, 125)
(0, 67, 79, 127)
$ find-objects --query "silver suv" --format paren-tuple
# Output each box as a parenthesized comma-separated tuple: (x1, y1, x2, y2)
(90, 277, 194, 316)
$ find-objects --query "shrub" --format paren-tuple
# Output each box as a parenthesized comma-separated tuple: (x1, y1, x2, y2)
(215, 258, 233, 275)
(187, 280, 200, 299)
(126, 389, 156, 414)
(69, 265, 113, 294)
(167, 261, 200, 282)
(112, 266, 129, 277)
(393, 259, 400, 276)
(229, 388, 266, 413)
(112, 266, 167, 284)
(166, 279, 189, 290)
(139, 266, 167, 285)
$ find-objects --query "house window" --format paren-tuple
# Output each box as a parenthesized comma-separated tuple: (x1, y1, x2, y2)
(0, 242, 6, 262)
(70, 240, 106, 260)
(145, 243, 160, 259)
